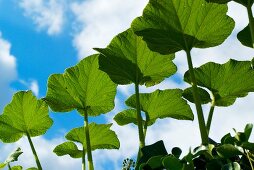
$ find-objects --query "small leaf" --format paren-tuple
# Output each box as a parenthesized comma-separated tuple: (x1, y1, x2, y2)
(66, 123, 120, 150)
(216, 144, 242, 158)
(0, 91, 53, 143)
(53, 141, 83, 158)
(126, 89, 194, 125)
(183, 87, 211, 104)
(94, 28, 176, 86)
(139, 140, 168, 165)
(184, 59, 254, 106)
(145, 155, 164, 169)
(241, 142, 254, 151)
(237, 24, 253, 48)
(132, 0, 234, 54)
(5, 148, 23, 164)
(45, 54, 117, 116)
(0, 163, 6, 168)
(26, 168, 38, 170)
(171, 147, 182, 158)
(244, 123, 253, 141)
(11, 166, 22, 170)
(162, 155, 183, 170)
(222, 162, 241, 170)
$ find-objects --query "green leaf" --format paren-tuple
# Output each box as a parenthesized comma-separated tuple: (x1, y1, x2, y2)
(184, 59, 254, 106)
(26, 168, 38, 170)
(94, 28, 176, 86)
(0, 163, 6, 169)
(237, 24, 253, 48)
(5, 148, 23, 164)
(125, 89, 194, 125)
(241, 142, 254, 151)
(114, 109, 155, 126)
(216, 144, 242, 158)
(66, 123, 120, 150)
(205, 0, 254, 7)
(45, 54, 117, 116)
(222, 162, 241, 170)
(132, 0, 234, 54)
(11, 166, 22, 170)
(183, 87, 211, 104)
(244, 124, 253, 141)
(163, 155, 183, 170)
(0, 91, 53, 143)
(145, 155, 164, 169)
(172, 147, 182, 158)
(53, 141, 83, 158)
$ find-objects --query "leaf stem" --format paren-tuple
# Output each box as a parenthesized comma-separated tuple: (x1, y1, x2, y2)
(82, 147, 86, 170)
(206, 94, 215, 135)
(245, 149, 254, 170)
(135, 83, 145, 161)
(83, 109, 94, 170)
(143, 112, 149, 139)
(185, 49, 209, 145)
(26, 133, 42, 170)
(247, 1, 254, 48)
(7, 163, 11, 170)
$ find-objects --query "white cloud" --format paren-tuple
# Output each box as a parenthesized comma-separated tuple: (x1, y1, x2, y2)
(0, 33, 17, 111)
(19, 80, 40, 96)
(71, 0, 148, 58)
(19, 0, 65, 35)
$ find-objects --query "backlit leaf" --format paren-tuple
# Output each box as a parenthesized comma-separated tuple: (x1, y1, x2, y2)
(94, 28, 176, 86)
(125, 89, 194, 125)
(45, 54, 117, 116)
(132, 0, 234, 54)
(184, 59, 254, 106)
(66, 123, 120, 150)
(205, 0, 254, 7)
(183, 87, 211, 104)
(0, 91, 53, 143)
(53, 141, 83, 158)
(237, 23, 253, 48)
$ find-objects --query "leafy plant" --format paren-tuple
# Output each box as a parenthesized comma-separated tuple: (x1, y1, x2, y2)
(131, 0, 235, 145)
(0, 91, 53, 170)
(94, 28, 176, 160)
(44, 54, 118, 170)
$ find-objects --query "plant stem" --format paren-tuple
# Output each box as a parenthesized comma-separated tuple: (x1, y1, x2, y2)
(245, 149, 254, 170)
(135, 83, 145, 162)
(83, 109, 94, 170)
(143, 112, 149, 139)
(247, 1, 254, 48)
(206, 94, 215, 135)
(7, 163, 11, 170)
(26, 133, 42, 170)
(82, 147, 86, 170)
(185, 49, 209, 145)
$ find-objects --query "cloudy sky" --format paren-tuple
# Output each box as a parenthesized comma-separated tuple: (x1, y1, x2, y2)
(0, 0, 254, 169)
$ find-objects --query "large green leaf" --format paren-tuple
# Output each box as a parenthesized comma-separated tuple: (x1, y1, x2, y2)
(94, 28, 176, 86)
(184, 59, 254, 106)
(131, 0, 234, 54)
(45, 54, 117, 116)
(53, 141, 83, 158)
(0, 91, 53, 143)
(119, 89, 193, 126)
(65, 123, 120, 150)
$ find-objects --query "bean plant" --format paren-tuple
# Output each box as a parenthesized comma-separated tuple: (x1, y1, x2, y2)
(0, 0, 254, 169)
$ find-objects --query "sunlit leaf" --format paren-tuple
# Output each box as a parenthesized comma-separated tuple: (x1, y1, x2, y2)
(11, 166, 22, 170)
(183, 87, 211, 104)
(66, 123, 120, 150)
(184, 59, 254, 106)
(121, 89, 193, 125)
(94, 28, 176, 86)
(0, 91, 53, 143)
(132, 0, 234, 54)
(53, 141, 83, 158)
(205, 0, 254, 7)
(45, 54, 117, 116)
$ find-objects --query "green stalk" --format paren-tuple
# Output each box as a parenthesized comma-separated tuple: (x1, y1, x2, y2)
(143, 112, 149, 139)
(247, 1, 254, 48)
(135, 82, 145, 163)
(83, 109, 94, 170)
(82, 147, 86, 170)
(7, 163, 11, 170)
(26, 133, 42, 170)
(245, 149, 254, 170)
(185, 49, 209, 145)
(206, 94, 215, 135)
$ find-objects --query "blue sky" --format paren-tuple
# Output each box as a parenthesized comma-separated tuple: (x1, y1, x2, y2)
(0, 0, 254, 170)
